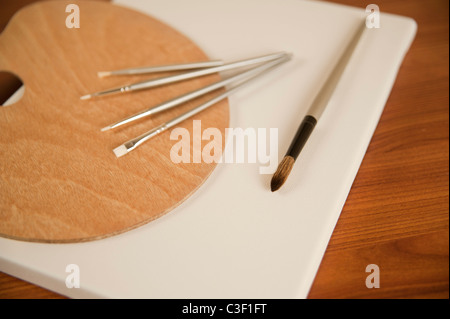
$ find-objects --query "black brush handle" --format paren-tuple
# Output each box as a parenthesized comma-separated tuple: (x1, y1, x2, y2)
(286, 115, 317, 160)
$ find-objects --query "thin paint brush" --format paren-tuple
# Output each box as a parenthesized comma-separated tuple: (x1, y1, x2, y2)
(81, 52, 288, 100)
(102, 56, 291, 131)
(98, 60, 224, 78)
(271, 21, 366, 192)
(113, 54, 291, 158)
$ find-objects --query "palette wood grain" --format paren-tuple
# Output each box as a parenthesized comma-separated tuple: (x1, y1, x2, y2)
(0, 0, 229, 242)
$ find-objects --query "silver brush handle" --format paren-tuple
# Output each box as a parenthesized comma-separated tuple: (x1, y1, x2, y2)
(120, 54, 291, 155)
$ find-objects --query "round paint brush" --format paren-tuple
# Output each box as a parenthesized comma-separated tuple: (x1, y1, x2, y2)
(270, 115, 317, 192)
(271, 21, 367, 192)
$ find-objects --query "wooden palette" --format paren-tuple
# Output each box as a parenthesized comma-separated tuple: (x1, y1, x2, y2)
(0, 1, 229, 242)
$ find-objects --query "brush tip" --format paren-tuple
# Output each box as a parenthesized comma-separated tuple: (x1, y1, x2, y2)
(285, 52, 294, 59)
(113, 145, 128, 158)
(270, 156, 295, 192)
(101, 125, 111, 132)
(80, 94, 92, 100)
(97, 71, 111, 78)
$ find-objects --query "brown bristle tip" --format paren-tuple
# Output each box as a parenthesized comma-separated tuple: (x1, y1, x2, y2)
(270, 156, 295, 192)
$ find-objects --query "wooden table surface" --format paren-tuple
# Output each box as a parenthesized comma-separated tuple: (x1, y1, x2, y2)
(0, 0, 448, 299)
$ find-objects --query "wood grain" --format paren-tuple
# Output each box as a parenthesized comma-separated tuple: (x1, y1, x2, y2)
(0, 0, 229, 242)
(0, 0, 448, 299)
(308, 0, 449, 299)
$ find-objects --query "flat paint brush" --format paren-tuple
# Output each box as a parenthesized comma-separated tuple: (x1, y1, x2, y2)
(81, 52, 288, 100)
(271, 22, 366, 192)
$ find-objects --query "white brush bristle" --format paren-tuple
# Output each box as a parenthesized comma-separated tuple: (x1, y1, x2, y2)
(100, 126, 111, 132)
(98, 71, 111, 78)
(80, 94, 91, 100)
(113, 145, 128, 158)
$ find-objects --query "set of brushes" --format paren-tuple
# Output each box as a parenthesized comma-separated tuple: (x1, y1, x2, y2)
(81, 52, 291, 157)
(81, 52, 288, 100)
